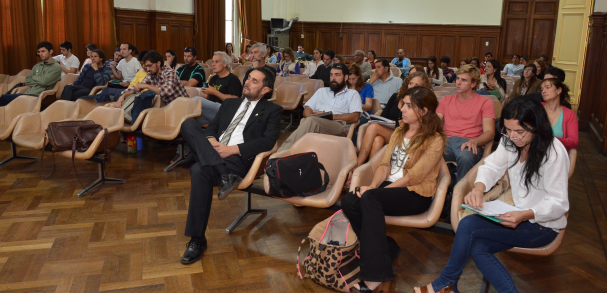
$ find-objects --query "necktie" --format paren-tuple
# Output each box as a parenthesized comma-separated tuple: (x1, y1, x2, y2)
(221, 101, 251, 145)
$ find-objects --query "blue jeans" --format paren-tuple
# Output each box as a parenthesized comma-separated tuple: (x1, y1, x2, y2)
(432, 215, 558, 293)
(193, 96, 221, 125)
(131, 91, 157, 123)
(444, 136, 483, 184)
(0, 94, 24, 106)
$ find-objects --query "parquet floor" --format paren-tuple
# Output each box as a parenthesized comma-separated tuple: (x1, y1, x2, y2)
(0, 123, 606, 293)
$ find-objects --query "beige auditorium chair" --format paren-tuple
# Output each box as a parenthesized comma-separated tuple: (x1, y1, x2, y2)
(0, 76, 26, 96)
(350, 146, 451, 228)
(288, 74, 309, 82)
(57, 107, 125, 197)
(273, 82, 307, 132)
(441, 83, 456, 87)
(267, 63, 279, 70)
(229, 63, 240, 71)
(389, 67, 402, 78)
(505, 79, 515, 99)
(263, 133, 357, 208)
(370, 98, 382, 115)
(225, 143, 278, 234)
(141, 97, 201, 172)
(302, 79, 323, 103)
(15, 69, 31, 77)
(233, 65, 252, 84)
(12, 100, 79, 152)
(274, 76, 289, 89)
(205, 59, 213, 67)
(204, 68, 213, 83)
(0, 95, 42, 166)
(449, 154, 574, 293)
(0, 74, 8, 85)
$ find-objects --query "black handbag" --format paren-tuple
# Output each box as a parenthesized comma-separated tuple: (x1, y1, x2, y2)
(265, 152, 329, 198)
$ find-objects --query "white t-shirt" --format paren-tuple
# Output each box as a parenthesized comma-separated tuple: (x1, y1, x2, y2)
(116, 57, 143, 82)
(387, 138, 410, 182)
(53, 54, 80, 77)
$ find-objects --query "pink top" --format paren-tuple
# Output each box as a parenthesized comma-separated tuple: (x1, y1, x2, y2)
(437, 93, 495, 139)
(542, 102, 579, 150)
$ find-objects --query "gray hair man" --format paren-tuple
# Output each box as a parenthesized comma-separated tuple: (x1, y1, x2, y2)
(243, 43, 276, 86)
(353, 50, 372, 81)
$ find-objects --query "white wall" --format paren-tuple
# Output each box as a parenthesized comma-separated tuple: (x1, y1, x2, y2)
(595, 0, 607, 12)
(262, 0, 503, 25)
(114, 0, 194, 14)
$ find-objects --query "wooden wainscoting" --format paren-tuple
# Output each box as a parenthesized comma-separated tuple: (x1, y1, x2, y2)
(262, 21, 501, 66)
(115, 9, 195, 63)
(579, 13, 607, 155)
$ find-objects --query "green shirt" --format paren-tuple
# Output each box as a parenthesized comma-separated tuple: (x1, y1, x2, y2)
(551, 110, 564, 138)
(24, 59, 62, 96)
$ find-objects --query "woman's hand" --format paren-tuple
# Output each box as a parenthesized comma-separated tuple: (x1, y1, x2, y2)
(497, 210, 533, 228)
(464, 189, 484, 208)
(354, 186, 373, 198)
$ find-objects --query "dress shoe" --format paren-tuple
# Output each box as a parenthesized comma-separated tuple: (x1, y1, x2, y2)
(217, 174, 243, 200)
(181, 239, 207, 264)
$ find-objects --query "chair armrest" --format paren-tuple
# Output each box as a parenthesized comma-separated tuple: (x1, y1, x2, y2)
(568, 149, 576, 180)
(12, 112, 41, 136)
(0, 107, 4, 125)
(89, 85, 107, 95)
(106, 109, 125, 133)
(238, 143, 278, 189)
(141, 108, 166, 128)
(346, 120, 360, 139)
(350, 162, 375, 192)
(13, 86, 29, 94)
(324, 161, 357, 206)
(0, 113, 27, 140)
(482, 140, 493, 158)
(39, 89, 57, 100)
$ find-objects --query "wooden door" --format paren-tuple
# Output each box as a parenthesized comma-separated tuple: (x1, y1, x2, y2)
(499, 0, 559, 66)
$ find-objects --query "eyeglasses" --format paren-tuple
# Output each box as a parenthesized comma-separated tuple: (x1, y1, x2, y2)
(524, 69, 534, 73)
(501, 127, 528, 141)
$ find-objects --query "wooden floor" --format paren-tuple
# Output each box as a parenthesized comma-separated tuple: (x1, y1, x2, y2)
(0, 124, 606, 293)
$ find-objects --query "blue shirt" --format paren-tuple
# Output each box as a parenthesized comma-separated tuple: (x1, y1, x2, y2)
(372, 75, 402, 104)
(304, 87, 363, 115)
(359, 84, 374, 113)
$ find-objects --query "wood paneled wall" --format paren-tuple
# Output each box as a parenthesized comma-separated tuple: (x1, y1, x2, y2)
(115, 9, 195, 63)
(579, 12, 607, 155)
(262, 21, 501, 66)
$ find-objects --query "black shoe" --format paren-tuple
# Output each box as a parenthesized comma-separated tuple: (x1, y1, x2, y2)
(217, 174, 243, 200)
(351, 282, 374, 292)
(180, 153, 195, 169)
(181, 238, 207, 264)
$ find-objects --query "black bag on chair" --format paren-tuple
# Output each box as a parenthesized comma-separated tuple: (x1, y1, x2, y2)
(265, 152, 329, 198)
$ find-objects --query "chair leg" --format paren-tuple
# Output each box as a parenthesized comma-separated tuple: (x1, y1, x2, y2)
(0, 142, 38, 167)
(77, 157, 125, 197)
(479, 276, 490, 293)
(226, 191, 267, 234)
(282, 113, 294, 133)
(164, 143, 184, 173)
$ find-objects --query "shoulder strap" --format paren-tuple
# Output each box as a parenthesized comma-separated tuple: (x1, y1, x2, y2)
(300, 163, 330, 196)
(296, 237, 310, 279)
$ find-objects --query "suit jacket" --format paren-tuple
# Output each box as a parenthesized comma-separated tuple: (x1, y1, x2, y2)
(206, 97, 283, 163)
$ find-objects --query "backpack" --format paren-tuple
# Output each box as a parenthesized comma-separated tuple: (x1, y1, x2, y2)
(265, 152, 329, 198)
(297, 210, 360, 292)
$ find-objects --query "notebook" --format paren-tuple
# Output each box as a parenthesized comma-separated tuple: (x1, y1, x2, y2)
(461, 201, 522, 223)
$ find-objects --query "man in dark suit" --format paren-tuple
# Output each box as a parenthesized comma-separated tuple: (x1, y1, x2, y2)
(180, 67, 282, 264)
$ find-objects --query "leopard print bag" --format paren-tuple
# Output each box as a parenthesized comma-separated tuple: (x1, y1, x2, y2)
(297, 210, 360, 292)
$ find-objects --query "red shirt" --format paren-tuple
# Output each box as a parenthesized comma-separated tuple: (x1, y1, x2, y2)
(437, 93, 495, 139)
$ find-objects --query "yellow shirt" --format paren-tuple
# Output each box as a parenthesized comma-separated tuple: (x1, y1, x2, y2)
(129, 69, 148, 92)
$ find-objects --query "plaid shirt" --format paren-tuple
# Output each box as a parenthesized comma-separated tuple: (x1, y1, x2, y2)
(127, 65, 188, 103)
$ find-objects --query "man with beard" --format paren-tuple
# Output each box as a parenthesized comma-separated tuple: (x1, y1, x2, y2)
(241, 43, 276, 86)
(278, 63, 362, 152)
(175, 47, 206, 87)
(179, 67, 283, 264)
(111, 43, 142, 85)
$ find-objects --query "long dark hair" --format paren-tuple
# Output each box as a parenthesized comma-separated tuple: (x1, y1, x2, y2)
(425, 56, 440, 80)
(541, 78, 571, 105)
(500, 97, 555, 194)
(165, 49, 177, 69)
(516, 63, 538, 95)
(486, 59, 507, 92)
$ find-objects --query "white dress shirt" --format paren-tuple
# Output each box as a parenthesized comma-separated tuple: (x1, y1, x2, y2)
(218, 98, 260, 147)
(475, 137, 570, 231)
(303, 87, 363, 115)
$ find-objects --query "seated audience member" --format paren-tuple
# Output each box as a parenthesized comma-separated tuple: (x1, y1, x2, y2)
(278, 63, 362, 152)
(437, 65, 495, 185)
(115, 50, 188, 123)
(541, 78, 578, 149)
(334, 54, 346, 65)
(409, 66, 424, 74)
(179, 67, 283, 264)
(540, 55, 553, 68)
(503, 54, 524, 76)
(53, 41, 80, 77)
(478, 59, 507, 102)
(348, 64, 374, 113)
(415, 97, 569, 293)
(366, 50, 377, 69)
(534, 59, 547, 80)
(111, 43, 142, 84)
(521, 66, 572, 109)
(176, 47, 206, 87)
(311, 49, 335, 87)
(80, 43, 97, 71)
(344, 86, 446, 293)
(241, 44, 276, 100)
(295, 45, 314, 61)
(225, 43, 240, 63)
(391, 49, 413, 77)
(509, 64, 542, 101)
(352, 50, 372, 81)
(481, 52, 492, 71)
(61, 49, 112, 101)
(470, 57, 485, 74)
(425, 55, 444, 87)
(357, 72, 430, 167)
(459, 58, 470, 68)
(165, 49, 179, 71)
(302, 48, 323, 77)
(520, 55, 529, 65)
(276, 47, 300, 77)
(82, 51, 149, 103)
(0, 42, 62, 106)
(105, 47, 122, 72)
(265, 46, 278, 64)
(440, 56, 456, 83)
(240, 44, 252, 63)
(369, 59, 403, 105)
(192, 52, 243, 125)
